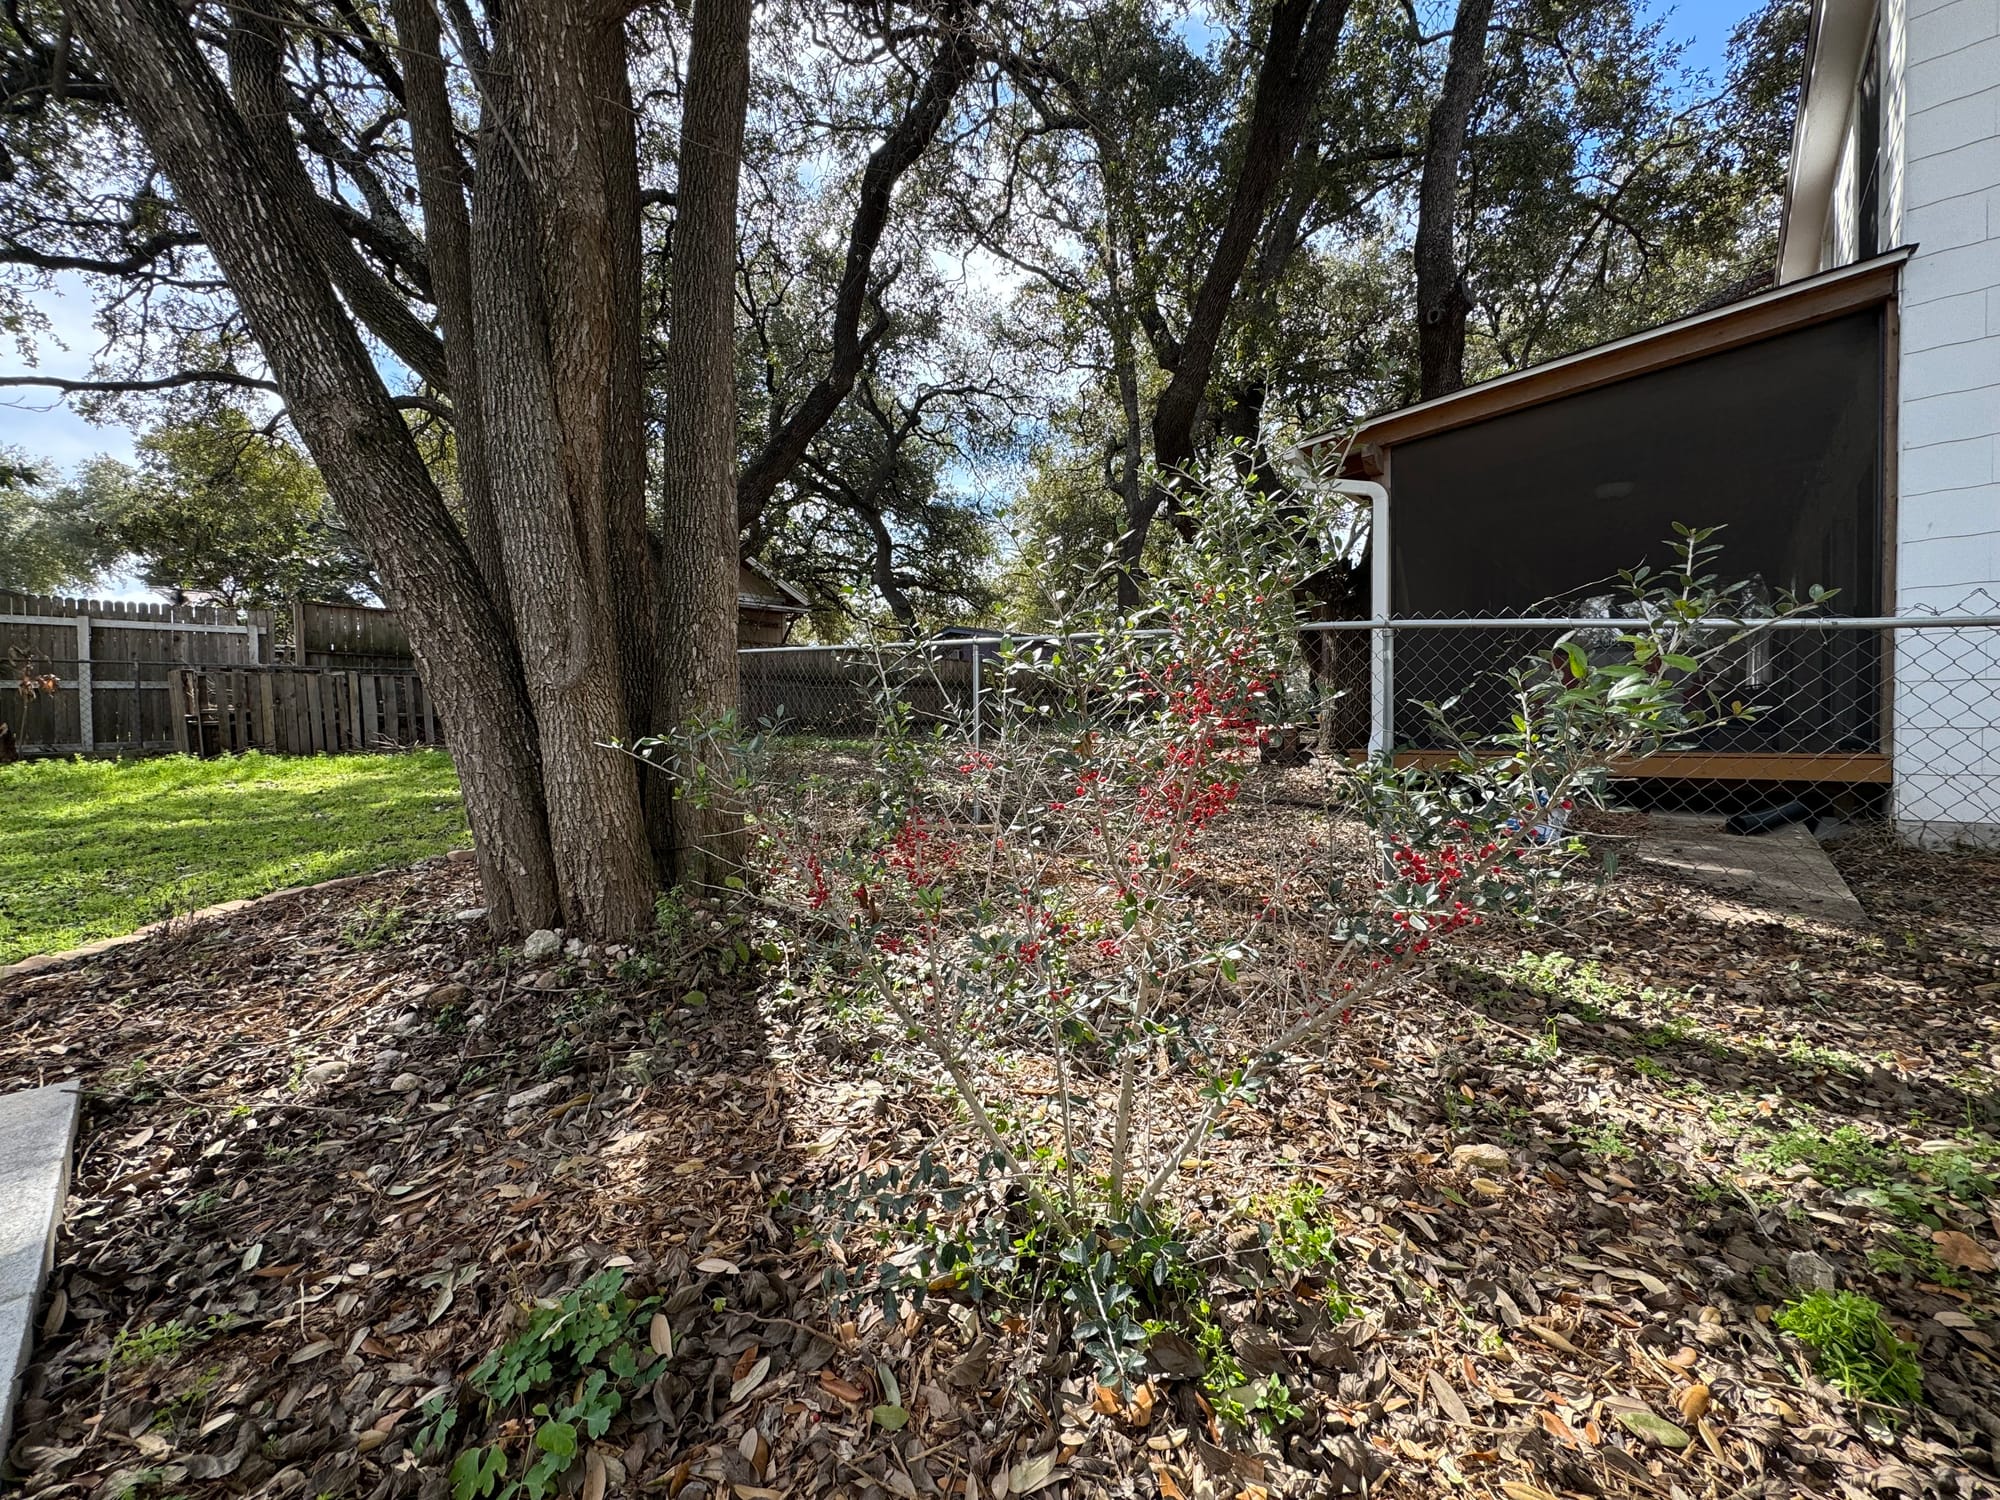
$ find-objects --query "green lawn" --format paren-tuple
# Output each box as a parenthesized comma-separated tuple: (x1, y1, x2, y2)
(0, 751, 469, 964)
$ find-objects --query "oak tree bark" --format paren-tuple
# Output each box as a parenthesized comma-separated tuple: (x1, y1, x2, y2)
(1414, 0, 1495, 401)
(71, 0, 563, 932)
(658, 0, 755, 889)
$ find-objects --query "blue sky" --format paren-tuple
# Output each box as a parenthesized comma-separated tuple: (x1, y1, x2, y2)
(2, 271, 140, 469)
(1646, 0, 1767, 83)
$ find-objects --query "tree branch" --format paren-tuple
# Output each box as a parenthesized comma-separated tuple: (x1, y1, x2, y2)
(0, 368, 279, 395)
(735, 17, 980, 531)
(227, 5, 450, 391)
(0, 229, 203, 275)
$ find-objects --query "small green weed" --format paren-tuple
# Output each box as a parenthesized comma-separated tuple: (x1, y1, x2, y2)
(109, 1317, 223, 1369)
(417, 1268, 663, 1500)
(1866, 1230, 1970, 1290)
(1760, 1125, 1997, 1226)
(1265, 1182, 1343, 1278)
(1774, 1290, 1923, 1406)
(1524, 1018, 1561, 1063)
(149, 1367, 222, 1436)
(1782, 1036, 1861, 1075)
(340, 901, 409, 951)
(1578, 1123, 1633, 1161)
(1213, 1372, 1304, 1434)
(1641, 1016, 1697, 1048)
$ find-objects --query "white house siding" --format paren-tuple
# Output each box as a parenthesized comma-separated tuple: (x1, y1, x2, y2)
(1890, 0, 2000, 841)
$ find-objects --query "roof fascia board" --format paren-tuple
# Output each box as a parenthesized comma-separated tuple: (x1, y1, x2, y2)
(1320, 247, 1907, 458)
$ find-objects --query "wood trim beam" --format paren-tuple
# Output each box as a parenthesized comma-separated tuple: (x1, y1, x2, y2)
(1356, 749, 1894, 784)
(1311, 249, 1909, 464)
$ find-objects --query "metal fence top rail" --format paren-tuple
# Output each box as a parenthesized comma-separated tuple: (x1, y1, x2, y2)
(1307, 615, 2000, 630)
(739, 614, 2000, 653)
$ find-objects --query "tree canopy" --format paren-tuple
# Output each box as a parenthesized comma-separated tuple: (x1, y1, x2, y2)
(0, 0, 1807, 931)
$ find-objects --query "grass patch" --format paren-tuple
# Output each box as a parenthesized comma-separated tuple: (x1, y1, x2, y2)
(1774, 1290, 1924, 1406)
(0, 751, 468, 963)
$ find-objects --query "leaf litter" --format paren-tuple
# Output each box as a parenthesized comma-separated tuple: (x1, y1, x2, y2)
(1, 795, 1997, 1500)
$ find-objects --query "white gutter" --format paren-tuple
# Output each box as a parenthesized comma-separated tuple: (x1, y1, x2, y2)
(1778, 0, 1879, 284)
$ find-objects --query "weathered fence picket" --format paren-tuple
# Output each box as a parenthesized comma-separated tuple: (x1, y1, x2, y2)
(1, 590, 270, 754)
(170, 666, 441, 756)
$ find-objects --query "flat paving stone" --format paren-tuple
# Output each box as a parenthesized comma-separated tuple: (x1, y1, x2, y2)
(1635, 812, 1870, 928)
(0, 1080, 80, 1462)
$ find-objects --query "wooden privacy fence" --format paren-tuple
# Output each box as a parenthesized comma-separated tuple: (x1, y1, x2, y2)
(171, 666, 442, 756)
(290, 598, 414, 670)
(2, 591, 270, 754)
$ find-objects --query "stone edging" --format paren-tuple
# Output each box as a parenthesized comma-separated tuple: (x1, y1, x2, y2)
(0, 849, 477, 985)
(0, 1080, 82, 1464)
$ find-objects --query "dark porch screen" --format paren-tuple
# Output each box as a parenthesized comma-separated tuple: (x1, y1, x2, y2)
(1387, 306, 1886, 753)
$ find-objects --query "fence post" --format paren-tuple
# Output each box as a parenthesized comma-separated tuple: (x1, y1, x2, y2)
(970, 642, 982, 757)
(170, 669, 190, 755)
(75, 614, 94, 753)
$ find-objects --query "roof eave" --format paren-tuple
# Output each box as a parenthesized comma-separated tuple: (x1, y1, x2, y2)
(1300, 245, 1909, 463)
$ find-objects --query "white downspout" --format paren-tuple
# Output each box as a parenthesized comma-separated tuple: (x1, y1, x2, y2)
(1325, 478, 1391, 760)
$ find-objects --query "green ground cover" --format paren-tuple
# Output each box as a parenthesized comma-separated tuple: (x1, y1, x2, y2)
(0, 750, 467, 963)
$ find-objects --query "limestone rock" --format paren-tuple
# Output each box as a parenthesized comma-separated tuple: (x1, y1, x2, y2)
(1786, 1250, 1838, 1290)
(1451, 1142, 1511, 1174)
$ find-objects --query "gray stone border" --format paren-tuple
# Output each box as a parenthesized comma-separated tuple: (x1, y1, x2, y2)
(0, 1081, 81, 1465)
(0, 848, 477, 985)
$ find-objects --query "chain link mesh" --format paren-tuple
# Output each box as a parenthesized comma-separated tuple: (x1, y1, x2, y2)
(740, 603, 2000, 850)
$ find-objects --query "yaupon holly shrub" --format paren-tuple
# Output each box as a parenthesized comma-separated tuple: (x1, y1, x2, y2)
(724, 464, 1820, 1383)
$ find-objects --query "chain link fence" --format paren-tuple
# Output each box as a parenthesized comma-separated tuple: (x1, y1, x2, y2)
(740, 602, 2000, 850)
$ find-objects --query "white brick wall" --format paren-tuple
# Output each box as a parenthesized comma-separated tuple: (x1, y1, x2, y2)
(1893, 0, 2000, 840)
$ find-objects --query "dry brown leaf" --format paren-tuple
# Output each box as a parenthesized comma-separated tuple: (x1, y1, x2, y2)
(728, 1354, 771, 1406)
(1525, 1322, 1581, 1356)
(818, 1370, 866, 1403)
(1129, 1382, 1156, 1427)
(1931, 1230, 1997, 1272)
(1698, 1417, 1727, 1464)
(1428, 1368, 1471, 1426)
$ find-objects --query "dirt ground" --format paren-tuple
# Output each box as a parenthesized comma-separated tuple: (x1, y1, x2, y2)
(3, 784, 1998, 1500)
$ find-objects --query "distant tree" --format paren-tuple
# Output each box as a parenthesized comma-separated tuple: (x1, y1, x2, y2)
(758, 406, 999, 631)
(73, 408, 374, 607)
(0, 450, 119, 593)
(1722, 0, 1812, 241)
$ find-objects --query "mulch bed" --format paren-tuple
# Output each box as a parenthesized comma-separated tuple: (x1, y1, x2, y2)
(3, 796, 1999, 1500)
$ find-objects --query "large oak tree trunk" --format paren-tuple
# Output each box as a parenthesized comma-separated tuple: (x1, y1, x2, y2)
(658, 0, 755, 889)
(1415, 0, 1495, 401)
(466, 0, 656, 934)
(72, 0, 563, 932)
(1123, 0, 1349, 602)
